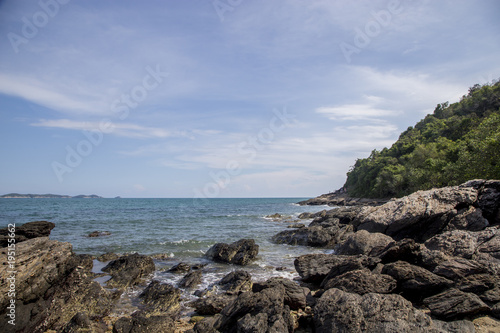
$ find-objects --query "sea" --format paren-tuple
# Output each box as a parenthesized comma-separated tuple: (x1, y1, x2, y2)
(0, 197, 331, 314)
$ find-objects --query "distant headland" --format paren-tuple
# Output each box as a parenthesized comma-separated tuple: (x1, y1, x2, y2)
(0, 193, 102, 198)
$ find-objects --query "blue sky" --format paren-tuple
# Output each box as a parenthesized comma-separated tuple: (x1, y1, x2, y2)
(0, 0, 499, 198)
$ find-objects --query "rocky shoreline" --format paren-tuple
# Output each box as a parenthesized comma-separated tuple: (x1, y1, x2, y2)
(1, 179, 500, 332)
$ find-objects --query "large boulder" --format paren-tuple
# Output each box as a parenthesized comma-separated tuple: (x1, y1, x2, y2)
(272, 224, 353, 248)
(0, 237, 116, 332)
(0, 221, 55, 247)
(335, 230, 394, 256)
(178, 270, 202, 289)
(190, 294, 236, 315)
(219, 270, 252, 295)
(206, 284, 294, 333)
(295, 254, 379, 284)
(322, 269, 397, 295)
(112, 313, 175, 333)
(382, 261, 453, 301)
(253, 277, 310, 310)
(313, 288, 439, 332)
(102, 253, 155, 288)
(423, 288, 490, 320)
(205, 239, 259, 266)
(356, 184, 479, 241)
(139, 280, 181, 317)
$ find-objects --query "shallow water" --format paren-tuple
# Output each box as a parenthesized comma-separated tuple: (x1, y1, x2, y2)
(0, 197, 332, 313)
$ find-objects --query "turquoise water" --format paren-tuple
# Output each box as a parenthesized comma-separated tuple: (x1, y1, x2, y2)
(0, 198, 330, 291)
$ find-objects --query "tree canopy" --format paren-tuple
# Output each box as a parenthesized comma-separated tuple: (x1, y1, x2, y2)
(344, 80, 500, 198)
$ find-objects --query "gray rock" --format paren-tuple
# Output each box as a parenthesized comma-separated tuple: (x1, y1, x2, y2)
(272, 223, 353, 248)
(322, 269, 397, 295)
(0, 221, 55, 247)
(219, 270, 252, 295)
(313, 288, 437, 333)
(382, 261, 453, 301)
(253, 277, 310, 310)
(102, 253, 155, 288)
(167, 262, 191, 273)
(205, 239, 259, 266)
(445, 206, 489, 232)
(190, 294, 235, 315)
(335, 230, 394, 257)
(356, 185, 479, 241)
(287, 223, 306, 228)
(379, 238, 448, 270)
(139, 280, 180, 317)
(423, 288, 490, 320)
(112, 313, 175, 333)
(178, 270, 202, 289)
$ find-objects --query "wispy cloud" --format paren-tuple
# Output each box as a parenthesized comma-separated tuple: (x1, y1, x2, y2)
(31, 119, 187, 139)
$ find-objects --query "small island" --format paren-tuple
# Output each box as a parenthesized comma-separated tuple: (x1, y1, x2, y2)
(0, 193, 102, 199)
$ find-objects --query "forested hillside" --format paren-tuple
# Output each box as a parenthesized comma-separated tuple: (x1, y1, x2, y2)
(344, 80, 500, 198)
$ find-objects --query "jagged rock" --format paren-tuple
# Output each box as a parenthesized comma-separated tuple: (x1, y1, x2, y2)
(112, 313, 175, 333)
(97, 252, 119, 262)
(493, 303, 500, 319)
(382, 261, 453, 301)
(139, 280, 181, 317)
(322, 269, 397, 295)
(287, 223, 305, 228)
(476, 180, 500, 224)
(294, 254, 379, 284)
(88, 230, 111, 237)
(313, 288, 438, 332)
(167, 262, 191, 273)
(266, 213, 282, 219)
(335, 230, 394, 256)
(253, 277, 310, 310)
(425, 227, 500, 260)
(432, 257, 495, 280)
(61, 312, 107, 333)
(102, 253, 155, 288)
(272, 223, 354, 248)
(179, 270, 202, 289)
(0, 237, 116, 332)
(298, 212, 314, 219)
(423, 288, 490, 320)
(205, 239, 259, 266)
(212, 285, 294, 333)
(456, 274, 497, 294)
(190, 294, 236, 315)
(480, 286, 500, 304)
(445, 206, 489, 232)
(379, 238, 448, 270)
(0, 221, 55, 247)
(432, 319, 476, 333)
(219, 270, 252, 295)
(356, 185, 479, 241)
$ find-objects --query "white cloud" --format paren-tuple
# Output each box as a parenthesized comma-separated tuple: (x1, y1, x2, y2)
(316, 104, 397, 121)
(31, 119, 186, 139)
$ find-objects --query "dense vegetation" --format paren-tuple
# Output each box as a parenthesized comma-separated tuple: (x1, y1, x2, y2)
(344, 80, 500, 198)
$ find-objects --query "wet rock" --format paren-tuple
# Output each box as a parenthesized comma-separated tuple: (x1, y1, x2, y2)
(112, 313, 175, 333)
(322, 269, 397, 295)
(0, 237, 116, 332)
(167, 262, 191, 273)
(97, 252, 119, 262)
(219, 270, 252, 295)
(253, 277, 310, 310)
(179, 270, 202, 289)
(313, 288, 437, 332)
(298, 212, 314, 219)
(214, 285, 294, 333)
(205, 239, 259, 266)
(381, 261, 453, 301)
(266, 213, 282, 219)
(423, 288, 490, 320)
(61, 312, 107, 333)
(287, 223, 305, 228)
(335, 230, 394, 257)
(102, 253, 155, 288)
(139, 280, 181, 317)
(0, 220, 55, 247)
(190, 294, 236, 315)
(88, 230, 111, 237)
